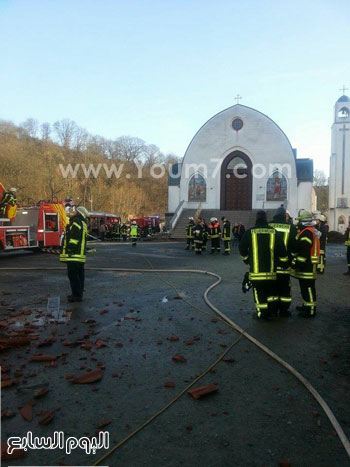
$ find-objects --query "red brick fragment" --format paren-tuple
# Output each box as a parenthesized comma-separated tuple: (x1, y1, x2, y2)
(164, 381, 176, 388)
(188, 384, 219, 400)
(312, 410, 319, 417)
(72, 369, 104, 384)
(38, 410, 55, 425)
(219, 343, 227, 348)
(167, 336, 179, 341)
(184, 339, 194, 345)
(99, 309, 109, 315)
(222, 357, 235, 363)
(172, 354, 187, 363)
(157, 340, 162, 345)
(30, 355, 56, 362)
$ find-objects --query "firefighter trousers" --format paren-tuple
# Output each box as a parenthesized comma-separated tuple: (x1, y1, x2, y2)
(276, 274, 292, 313)
(299, 279, 317, 316)
(347, 246, 350, 270)
(223, 240, 231, 254)
(251, 280, 278, 318)
(211, 237, 220, 252)
(67, 262, 85, 299)
(194, 240, 203, 254)
(186, 238, 194, 249)
(317, 250, 326, 274)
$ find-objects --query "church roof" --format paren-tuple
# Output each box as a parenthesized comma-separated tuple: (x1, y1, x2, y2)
(337, 95, 350, 103)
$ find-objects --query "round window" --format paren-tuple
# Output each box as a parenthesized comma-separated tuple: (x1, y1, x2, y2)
(232, 118, 243, 131)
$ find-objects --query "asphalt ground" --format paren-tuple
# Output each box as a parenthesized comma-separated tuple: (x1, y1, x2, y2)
(0, 241, 349, 467)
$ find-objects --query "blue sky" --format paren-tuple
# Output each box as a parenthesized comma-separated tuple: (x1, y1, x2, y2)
(1, 0, 349, 174)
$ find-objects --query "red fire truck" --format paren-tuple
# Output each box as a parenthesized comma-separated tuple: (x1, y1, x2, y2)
(88, 212, 121, 238)
(0, 202, 68, 253)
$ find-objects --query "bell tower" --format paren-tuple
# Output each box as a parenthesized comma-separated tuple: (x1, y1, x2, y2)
(329, 90, 350, 231)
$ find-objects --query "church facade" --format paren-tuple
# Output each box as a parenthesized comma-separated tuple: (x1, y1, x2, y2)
(328, 94, 350, 232)
(168, 104, 313, 220)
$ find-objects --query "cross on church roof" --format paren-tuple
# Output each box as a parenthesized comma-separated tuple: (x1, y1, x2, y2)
(339, 85, 349, 95)
(234, 94, 242, 104)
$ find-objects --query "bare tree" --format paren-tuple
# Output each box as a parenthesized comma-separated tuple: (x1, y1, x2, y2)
(115, 136, 146, 162)
(21, 118, 39, 138)
(53, 119, 76, 147)
(313, 169, 328, 186)
(40, 122, 51, 142)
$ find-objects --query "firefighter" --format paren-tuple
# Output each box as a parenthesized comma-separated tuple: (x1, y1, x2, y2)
(292, 210, 320, 318)
(60, 206, 89, 303)
(0, 187, 17, 217)
(114, 222, 121, 241)
(344, 222, 350, 276)
(221, 216, 231, 255)
(130, 221, 140, 247)
(121, 223, 128, 241)
(239, 210, 288, 319)
(193, 221, 204, 255)
(200, 218, 209, 251)
(209, 217, 221, 254)
(185, 217, 195, 250)
(269, 206, 297, 317)
(315, 214, 329, 274)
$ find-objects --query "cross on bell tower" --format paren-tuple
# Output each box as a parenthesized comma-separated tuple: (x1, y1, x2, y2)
(234, 94, 242, 104)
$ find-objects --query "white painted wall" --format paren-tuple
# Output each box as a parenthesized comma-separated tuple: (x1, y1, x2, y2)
(297, 182, 313, 213)
(168, 186, 180, 213)
(175, 104, 300, 217)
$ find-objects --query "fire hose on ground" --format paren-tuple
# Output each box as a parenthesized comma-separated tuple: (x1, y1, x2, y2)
(1, 266, 349, 464)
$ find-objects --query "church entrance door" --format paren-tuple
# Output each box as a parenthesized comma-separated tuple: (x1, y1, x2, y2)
(220, 151, 252, 210)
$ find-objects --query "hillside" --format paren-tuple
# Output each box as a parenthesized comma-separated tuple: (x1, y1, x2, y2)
(0, 119, 177, 219)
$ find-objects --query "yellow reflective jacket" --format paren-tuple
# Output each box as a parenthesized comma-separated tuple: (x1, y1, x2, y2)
(60, 214, 87, 263)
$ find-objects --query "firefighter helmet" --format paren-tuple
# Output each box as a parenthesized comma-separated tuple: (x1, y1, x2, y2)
(210, 217, 216, 222)
(298, 210, 313, 223)
(76, 206, 89, 219)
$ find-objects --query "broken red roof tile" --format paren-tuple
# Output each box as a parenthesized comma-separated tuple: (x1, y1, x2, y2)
(1, 408, 15, 419)
(0, 336, 31, 349)
(20, 402, 34, 422)
(167, 336, 179, 342)
(222, 357, 235, 363)
(188, 384, 219, 400)
(164, 381, 176, 388)
(184, 339, 194, 345)
(157, 340, 162, 345)
(99, 419, 112, 428)
(30, 355, 57, 362)
(219, 343, 227, 348)
(99, 309, 109, 315)
(34, 387, 49, 399)
(172, 354, 187, 363)
(72, 368, 104, 384)
(1, 379, 14, 389)
(312, 410, 319, 417)
(95, 339, 108, 349)
(38, 409, 55, 425)
(1, 442, 26, 459)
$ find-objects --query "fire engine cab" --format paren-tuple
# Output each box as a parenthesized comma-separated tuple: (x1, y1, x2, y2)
(0, 200, 68, 253)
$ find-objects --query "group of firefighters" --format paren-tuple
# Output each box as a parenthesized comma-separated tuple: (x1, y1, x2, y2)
(186, 207, 332, 319)
(101, 222, 153, 243)
(186, 217, 246, 255)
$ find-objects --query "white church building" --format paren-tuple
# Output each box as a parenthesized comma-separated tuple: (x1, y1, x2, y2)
(328, 94, 350, 232)
(168, 103, 314, 229)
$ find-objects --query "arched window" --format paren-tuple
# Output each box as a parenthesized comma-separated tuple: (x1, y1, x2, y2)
(266, 171, 288, 201)
(338, 215, 346, 225)
(338, 107, 350, 118)
(188, 174, 206, 202)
